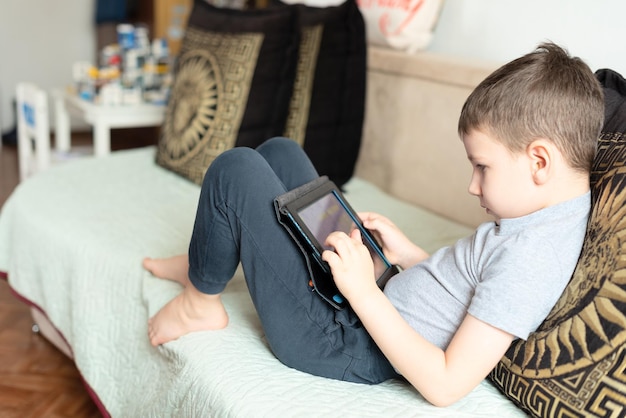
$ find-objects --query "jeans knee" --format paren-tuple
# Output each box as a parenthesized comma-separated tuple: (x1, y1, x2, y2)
(212, 146, 261, 172)
(257, 137, 300, 156)
(202, 147, 254, 187)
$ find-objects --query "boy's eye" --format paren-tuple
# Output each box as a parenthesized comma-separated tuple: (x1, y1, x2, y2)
(475, 164, 486, 171)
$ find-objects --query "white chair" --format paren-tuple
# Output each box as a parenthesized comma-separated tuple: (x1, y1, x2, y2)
(16, 82, 52, 181)
(16, 83, 93, 182)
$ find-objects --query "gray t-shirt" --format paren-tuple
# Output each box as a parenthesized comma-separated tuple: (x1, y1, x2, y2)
(383, 192, 590, 350)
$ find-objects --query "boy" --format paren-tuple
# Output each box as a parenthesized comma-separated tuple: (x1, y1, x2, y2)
(144, 42, 604, 406)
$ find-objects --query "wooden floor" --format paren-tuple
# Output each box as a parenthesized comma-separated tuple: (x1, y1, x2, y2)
(0, 279, 102, 418)
(0, 128, 158, 418)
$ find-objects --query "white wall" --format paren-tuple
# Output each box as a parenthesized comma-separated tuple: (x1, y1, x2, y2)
(428, 0, 626, 75)
(0, 0, 96, 135)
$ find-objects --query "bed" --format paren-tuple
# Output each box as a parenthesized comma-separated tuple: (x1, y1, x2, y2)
(0, 47, 537, 416)
(0, 146, 529, 417)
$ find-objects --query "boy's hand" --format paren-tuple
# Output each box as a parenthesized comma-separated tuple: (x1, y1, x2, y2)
(358, 212, 429, 269)
(322, 229, 379, 302)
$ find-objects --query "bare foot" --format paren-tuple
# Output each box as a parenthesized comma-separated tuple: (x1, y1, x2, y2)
(143, 254, 190, 287)
(148, 285, 229, 346)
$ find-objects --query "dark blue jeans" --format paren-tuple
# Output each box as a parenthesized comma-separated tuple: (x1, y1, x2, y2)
(187, 137, 397, 384)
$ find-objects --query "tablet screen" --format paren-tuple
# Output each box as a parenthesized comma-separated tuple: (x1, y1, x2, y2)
(297, 191, 390, 279)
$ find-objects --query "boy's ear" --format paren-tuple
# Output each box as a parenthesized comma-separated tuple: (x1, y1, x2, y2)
(526, 139, 552, 185)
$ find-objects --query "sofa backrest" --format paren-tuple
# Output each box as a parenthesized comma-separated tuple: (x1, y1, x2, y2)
(355, 46, 497, 228)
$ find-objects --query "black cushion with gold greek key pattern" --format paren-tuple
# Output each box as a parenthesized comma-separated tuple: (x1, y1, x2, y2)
(156, 0, 367, 188)
(489, 68, 626, 417)
(282, 0, 366, 188)
(156, 1, 300, 185)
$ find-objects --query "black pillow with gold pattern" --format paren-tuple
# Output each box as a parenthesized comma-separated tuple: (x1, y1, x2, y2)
(488, 68, 626, 417)
(156, 0, 300, 184)
(280, 0, 366, 188)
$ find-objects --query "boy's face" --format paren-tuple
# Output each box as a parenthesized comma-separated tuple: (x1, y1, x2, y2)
(462, 129, 540, 223)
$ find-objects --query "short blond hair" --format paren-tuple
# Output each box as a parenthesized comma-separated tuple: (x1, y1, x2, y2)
(458, 42, 604, 173)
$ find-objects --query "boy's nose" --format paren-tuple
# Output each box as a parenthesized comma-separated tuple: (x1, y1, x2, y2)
(468, 177, 481, 197)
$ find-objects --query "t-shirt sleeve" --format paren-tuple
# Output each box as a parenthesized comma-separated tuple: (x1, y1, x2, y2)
(467, 235, 567, 340)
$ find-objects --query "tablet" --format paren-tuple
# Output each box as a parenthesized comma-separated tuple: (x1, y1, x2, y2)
(275, 176, 399, 309)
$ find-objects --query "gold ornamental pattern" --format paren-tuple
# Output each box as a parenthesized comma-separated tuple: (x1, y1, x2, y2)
(283, 24, 323, 146)
(157, 27, 263, 184)
(160, 50, 221, 162)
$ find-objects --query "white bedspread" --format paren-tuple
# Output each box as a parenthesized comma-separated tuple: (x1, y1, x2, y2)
(0, 147, 527, 417)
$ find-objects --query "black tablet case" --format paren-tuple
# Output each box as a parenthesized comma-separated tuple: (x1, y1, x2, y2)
(274, 176, 398, 309)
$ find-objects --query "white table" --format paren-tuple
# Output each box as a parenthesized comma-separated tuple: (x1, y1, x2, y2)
(53, 91, 166, 157)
